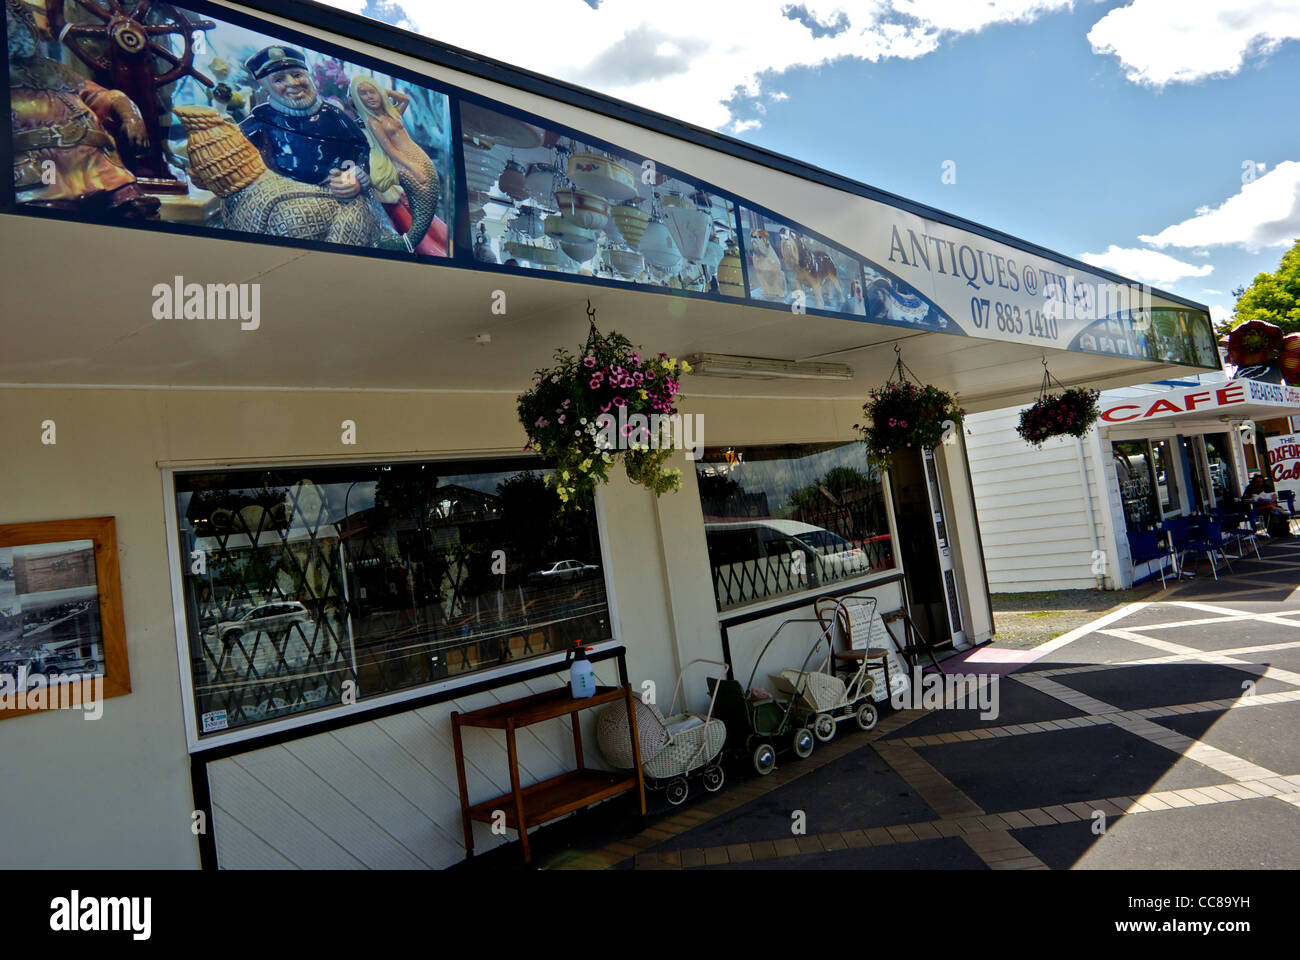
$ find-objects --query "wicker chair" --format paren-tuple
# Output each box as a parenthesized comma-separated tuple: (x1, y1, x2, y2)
(814, 595, 893, 701)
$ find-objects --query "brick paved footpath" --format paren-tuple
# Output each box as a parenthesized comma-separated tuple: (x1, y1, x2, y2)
(536, 539, 1300, 871)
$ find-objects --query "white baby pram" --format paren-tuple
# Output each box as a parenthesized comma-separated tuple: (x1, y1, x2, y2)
(596, 658, 728, 806)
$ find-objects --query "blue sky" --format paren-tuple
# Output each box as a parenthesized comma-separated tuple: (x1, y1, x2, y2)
(334, 0, 1300, 326)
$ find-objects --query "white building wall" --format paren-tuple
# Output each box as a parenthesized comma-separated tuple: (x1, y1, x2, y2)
(965, 407, 1102, 592)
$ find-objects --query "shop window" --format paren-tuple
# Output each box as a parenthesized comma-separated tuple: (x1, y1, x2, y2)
(1112, 441, 1158, 530)
(173, 459, 609, 738)
(695, 442, 895, 612)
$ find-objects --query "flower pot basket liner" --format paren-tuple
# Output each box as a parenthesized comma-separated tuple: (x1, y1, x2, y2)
(856, 346, 964, 472)
(517, 301, 687, 508)
(1016, 360, 1100, 446)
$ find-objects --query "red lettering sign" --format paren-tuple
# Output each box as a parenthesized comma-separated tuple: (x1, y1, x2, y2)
(1144, 399, 1182, 417)
(1100, 404, 1141, 422)
(1216, 383, 1246, 406)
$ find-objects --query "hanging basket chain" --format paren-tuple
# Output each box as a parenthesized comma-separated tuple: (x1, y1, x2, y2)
(1038, 356, 1069, 400)
(887, 344, 926, 386)
(584, 299, 601, 351)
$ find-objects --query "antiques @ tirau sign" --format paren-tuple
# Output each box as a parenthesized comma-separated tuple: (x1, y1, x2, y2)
(3, 0, 1215, 367)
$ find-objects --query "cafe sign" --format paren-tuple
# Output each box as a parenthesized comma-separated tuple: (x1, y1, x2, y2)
(1099, 379, 1300, 424)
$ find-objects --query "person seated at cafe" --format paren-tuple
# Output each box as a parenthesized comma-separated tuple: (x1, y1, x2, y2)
(1244, 474, 1288, 536)
(1243, 475, 1272, 503)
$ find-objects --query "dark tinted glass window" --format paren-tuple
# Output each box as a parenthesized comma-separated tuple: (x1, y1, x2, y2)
(696, 442, 895, 611)
(175, 458, 609, 737)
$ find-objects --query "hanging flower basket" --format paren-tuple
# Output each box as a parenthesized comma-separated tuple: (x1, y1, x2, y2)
(854, 348, 964, 472)
(517, 303, 688, 509)
(1016, 360, 1100, 446)
(1017, 386, 1100, 446)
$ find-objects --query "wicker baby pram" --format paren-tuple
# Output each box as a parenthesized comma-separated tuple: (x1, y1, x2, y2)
(596, 658, 728, 806)
(767, 596, 879, 741)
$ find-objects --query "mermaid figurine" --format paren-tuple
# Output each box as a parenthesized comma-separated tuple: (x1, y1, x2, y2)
(347, 76, 446, 256)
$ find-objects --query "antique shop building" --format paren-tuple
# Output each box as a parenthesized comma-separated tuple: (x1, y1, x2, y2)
(0, 0, 1217, 868)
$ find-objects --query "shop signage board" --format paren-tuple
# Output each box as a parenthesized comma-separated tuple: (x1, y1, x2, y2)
(2, 0, 1215, 367)
(1266, 433, 1300, 502)
(1099, 379, 1300, 424)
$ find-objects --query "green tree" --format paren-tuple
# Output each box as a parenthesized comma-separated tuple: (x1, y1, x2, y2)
(1227, 239, 1300, 334)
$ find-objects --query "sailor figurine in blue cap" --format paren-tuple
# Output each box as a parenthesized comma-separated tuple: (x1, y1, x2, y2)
(240, 45, 371, 201)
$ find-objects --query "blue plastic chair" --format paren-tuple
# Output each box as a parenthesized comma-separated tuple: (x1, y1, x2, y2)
(1127, 529, 1175, 589)
(1283, 491, 1300, 533)
(1180, 520, 1233, 580)
(1220, 513, 1260, 560)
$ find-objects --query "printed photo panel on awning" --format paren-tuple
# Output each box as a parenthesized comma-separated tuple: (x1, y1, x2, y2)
(3, 0, 1217, 372)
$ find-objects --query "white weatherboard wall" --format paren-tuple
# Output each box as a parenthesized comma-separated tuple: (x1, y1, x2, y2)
(206, 661, 622, 868)
(965, 407, 1109, 592)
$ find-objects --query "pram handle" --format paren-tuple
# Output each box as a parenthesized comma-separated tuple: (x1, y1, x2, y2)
(744, 617, 835, 695)
(667, 657, 731, 725)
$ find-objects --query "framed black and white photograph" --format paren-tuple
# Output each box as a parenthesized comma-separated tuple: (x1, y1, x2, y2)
(0, 518, 130, 718)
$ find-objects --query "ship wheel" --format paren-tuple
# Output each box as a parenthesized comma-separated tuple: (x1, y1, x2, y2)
(46, 0, 216, 185)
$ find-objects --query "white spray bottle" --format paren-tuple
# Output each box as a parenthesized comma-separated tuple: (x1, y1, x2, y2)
(568, 642, 596, 698)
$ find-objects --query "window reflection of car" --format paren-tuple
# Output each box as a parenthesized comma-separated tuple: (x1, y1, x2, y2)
(704, 518, 872, 597)
(204, 601, 313, 642)
(528, 560, 600, 583)
(201, 601, 323, 681)
(781, 524, 870, 573)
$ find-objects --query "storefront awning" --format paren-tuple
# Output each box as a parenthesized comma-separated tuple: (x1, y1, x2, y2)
(0, 0, 1219, 412)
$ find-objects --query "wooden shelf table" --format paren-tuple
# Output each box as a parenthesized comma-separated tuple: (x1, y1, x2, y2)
(451, 684, 646, 864)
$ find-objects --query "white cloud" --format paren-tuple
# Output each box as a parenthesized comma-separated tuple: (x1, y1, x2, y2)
(1138, 161, 1300, 251)
(1202, 288, 1223, 295)
(335, 0, 1074, 130)
(730, 119, 763, 135)
(1088, 0, 1300, 87)
(1078, 245, 1214, 285)
(1209, 303, 1233, 329)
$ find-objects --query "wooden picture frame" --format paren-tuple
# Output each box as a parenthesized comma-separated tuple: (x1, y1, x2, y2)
(0, 517, 130, 719)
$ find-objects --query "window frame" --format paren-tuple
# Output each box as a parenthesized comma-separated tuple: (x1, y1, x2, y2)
(693, 442, 904, 619)
(162, 453, 622, 754)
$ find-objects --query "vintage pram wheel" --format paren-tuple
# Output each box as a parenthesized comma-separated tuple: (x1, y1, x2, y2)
(752, 743, 776, 776)
(702, 763, 725, 792)
(856, 702, 879, 731)
(666, 777, 689, 806)
(793, 728, 815, 759)
(813, 713, 836, 742)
